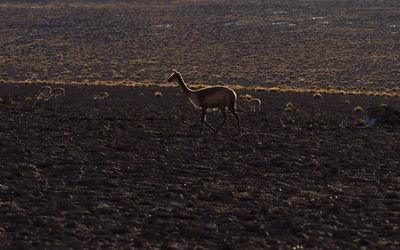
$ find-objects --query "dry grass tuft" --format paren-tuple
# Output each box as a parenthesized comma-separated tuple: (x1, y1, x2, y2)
(154, 91, 163, 98)
(353, 106, 364, 112)
(312, 93, 323, 99)
(353, 118, 367, 127)
(285, 102, 295, 112)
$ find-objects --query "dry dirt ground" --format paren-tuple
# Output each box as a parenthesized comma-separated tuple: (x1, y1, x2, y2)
(1, 0, 400, 95)
(0, 82, 399, 249)
(1, 0, 400, 248)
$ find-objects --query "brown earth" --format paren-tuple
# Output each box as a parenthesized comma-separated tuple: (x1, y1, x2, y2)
(0, 82, 399, 249)
(1, 0, 400, 95)
(1, 0, 400, 249)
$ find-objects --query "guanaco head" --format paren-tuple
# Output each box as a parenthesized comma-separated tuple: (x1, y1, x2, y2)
(240, 94, 252, 101)
(167, 70, 181, 83)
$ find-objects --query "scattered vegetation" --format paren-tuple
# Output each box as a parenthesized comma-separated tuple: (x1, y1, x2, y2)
(1, 71, 399, 250)
(268, 88, 280, 93)
(236, 105, 247, 113)
(296, 109, 309, 117)
(353, 106, 364, 112)
(353, 118, 368, 128)
(0, 184, 9, 190)
(59, 141, 69, 148)
(0, 2, 399, 97)
(137, 122, 146, 128)
(285, 102, 295, 112)
(254, 87, 268, 93)
(312, 93, 323, 99)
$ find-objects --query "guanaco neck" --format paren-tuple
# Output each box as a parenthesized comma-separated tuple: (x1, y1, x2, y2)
(176, 75, 194, 95)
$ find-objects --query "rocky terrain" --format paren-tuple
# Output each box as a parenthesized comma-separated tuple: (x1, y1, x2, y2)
(0, 82, 399, 249)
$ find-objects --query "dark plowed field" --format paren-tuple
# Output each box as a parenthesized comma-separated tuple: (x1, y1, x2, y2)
(0, 82, 399, 249)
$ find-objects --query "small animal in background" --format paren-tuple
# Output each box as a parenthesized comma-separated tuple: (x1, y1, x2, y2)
(242, 94, 261, 112)
(36, 86, 65, 112)
(36, 86, 52, 101)
(93, 92, 109, 100)
(52, 87, 65, 99)
(51, 87, 65, 112)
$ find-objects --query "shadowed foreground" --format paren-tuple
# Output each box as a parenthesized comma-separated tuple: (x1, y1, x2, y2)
(0, 83, 399, 249)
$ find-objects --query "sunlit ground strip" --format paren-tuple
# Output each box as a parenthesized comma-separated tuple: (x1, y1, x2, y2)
(4, 79, 400, 97)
